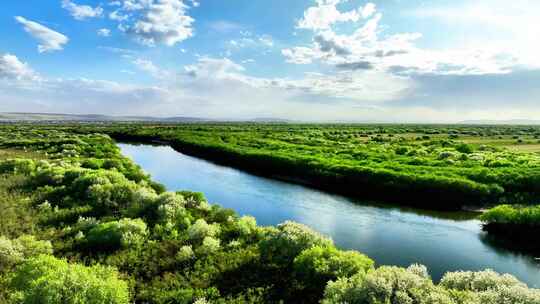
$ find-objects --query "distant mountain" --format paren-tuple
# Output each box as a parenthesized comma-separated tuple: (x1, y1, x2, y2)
(0, 112, 212, 122)
(0, 112, 294, 123)
(249, 117, 293, 123)
(460, 119, 540, 125)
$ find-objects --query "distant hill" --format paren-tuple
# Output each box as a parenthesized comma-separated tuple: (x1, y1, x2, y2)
(460, 119, 540, 125)
(0, 112, 294, 123)
(0, 113, 212, 123)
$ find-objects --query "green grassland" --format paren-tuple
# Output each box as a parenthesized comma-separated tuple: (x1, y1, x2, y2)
(0, 125, 539, 303)
(68, 124, 540, 210)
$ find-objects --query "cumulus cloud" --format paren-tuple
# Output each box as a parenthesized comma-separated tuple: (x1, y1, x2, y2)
(15, 16, 69, 53)
(62, 0, 103, 20)
(132, 58, 172, 79)
(97, 28, 111, 37)
(0, 58, 171, 115)
(0, 54, 40, 81)
(282, 47, 317, 64)
(297, 0, 375, 30)
(109, 10, 129, 21)
(3, 53, 540, 122)
(284, 3, 519, 76)
(109, 0, 195, 46)
(184, 57, 245, 79)
(226, 34, 274, 56)
(408, 0, 540, 69)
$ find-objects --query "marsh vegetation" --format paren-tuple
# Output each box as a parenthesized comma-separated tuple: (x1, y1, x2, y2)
(0, 124, 539, 303)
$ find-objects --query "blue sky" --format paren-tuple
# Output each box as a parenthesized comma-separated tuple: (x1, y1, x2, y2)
(0, 0, 539, 122)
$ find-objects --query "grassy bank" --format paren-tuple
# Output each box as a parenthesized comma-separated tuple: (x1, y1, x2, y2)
(69, 123, 540, 210)
(0, 125, 539, 303)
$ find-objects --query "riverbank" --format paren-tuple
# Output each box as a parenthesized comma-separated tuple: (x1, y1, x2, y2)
(118, 142, 540, 286)
(107, 132, 494, 211)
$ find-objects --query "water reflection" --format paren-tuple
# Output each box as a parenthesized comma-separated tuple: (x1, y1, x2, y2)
(119, 143, 540, 287)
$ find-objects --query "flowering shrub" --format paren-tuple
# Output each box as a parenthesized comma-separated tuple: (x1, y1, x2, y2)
(294, 245, 374, 284)
(9, 255, 129, 304)
(0, 235, 52, 271)
(441, 269, 540, 304)
(176, 245, 194, 262)
(197, 236, 221, 255)
(187, 219, 220, 242)
(85, 218, 148, 250)
(259, 221, 333, 265)
(322, 265, 454, 304)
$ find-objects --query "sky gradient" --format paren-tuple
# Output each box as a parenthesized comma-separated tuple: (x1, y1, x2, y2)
(0, 0, 539, 122)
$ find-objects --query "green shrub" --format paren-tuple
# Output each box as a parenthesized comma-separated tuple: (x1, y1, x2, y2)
(85, 218, 147, 250)
(441, 269, 540, 304)
(9, 255, 129, 304)
(480, 205, 540, 226)
(197, 236, 221, 255)
(187, 219, 220, 242)
(176, 245, 195, 262)
(233, 216, 257, 237)
(0, 159, 35, 175)
(294, 245, 374, 286)
(178, 191, 207, 208)
(456, 144, 473, 154)
(322, 265, 453, 304)
(259, 221, 333, 265)
(0, 235, 52, 271)
(155, 192, 189, 226)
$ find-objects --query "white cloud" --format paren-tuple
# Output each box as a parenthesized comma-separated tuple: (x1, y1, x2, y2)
(180, 57, 411, 104)
(282, 47, 317, 64)
(0, 54, 40, 81)
(297, 1, 375, 30)
(272, 70, 412, 102)
(259, 35, 274, 47)
(184, 57, 245, 79)
(97, 28, 111, 37)
(109, 0, 195, 46)
(208, 20, 243, 33)
(62, 0, 103, 20)
(133, 58, 171, 79)
(284, 3, 521, 76)
(15, 16, 69, 53)
(361, 2, 376, 18)
(109, 10, 129, 21)
(227, 34, 274, 51)
(3, 53, 540, 122)
(408, 0, 540, 69)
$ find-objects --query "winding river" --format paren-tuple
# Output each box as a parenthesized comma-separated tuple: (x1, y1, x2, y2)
(119, 143, 540, 287)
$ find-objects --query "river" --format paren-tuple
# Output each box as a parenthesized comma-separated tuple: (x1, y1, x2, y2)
(119, 143, 540, 287)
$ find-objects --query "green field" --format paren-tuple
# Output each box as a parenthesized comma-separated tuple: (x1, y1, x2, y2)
(68, 124, 540, 211)
(0, 124, 539, 303)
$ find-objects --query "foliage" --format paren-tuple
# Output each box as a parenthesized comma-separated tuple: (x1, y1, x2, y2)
(0, 125, 539, 303)
(440, 269, 540, 304)
(259, 221, 333, 265)
(75, 123, 540, 209)
(480, 204, 540, 226)
(294, 245, 374, 286)
(0, 235, 52, 272)
(85, 218, 148, 250)
(9, 254, 129, 304)
(322, 265, 454, 304)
